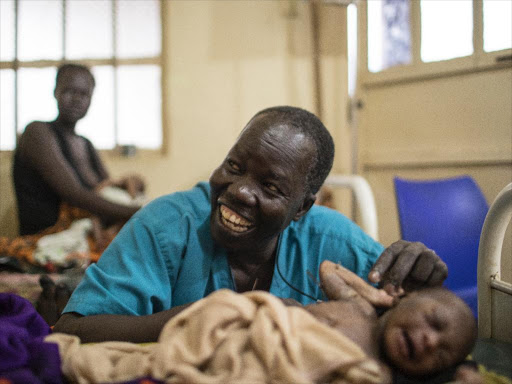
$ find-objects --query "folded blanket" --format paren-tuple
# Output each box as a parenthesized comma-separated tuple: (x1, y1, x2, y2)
(46, 290, 386, 384)
(0, 187, 145, 268)
(33, 218, 93, 266)
(0, 204, 99, 266)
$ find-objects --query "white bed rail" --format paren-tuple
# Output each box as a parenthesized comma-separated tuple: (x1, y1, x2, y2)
(324, 174, 378, 241)
(478, 182, 512, 341)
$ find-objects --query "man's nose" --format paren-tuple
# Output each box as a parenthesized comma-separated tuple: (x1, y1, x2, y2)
(228, 179, 257, 206)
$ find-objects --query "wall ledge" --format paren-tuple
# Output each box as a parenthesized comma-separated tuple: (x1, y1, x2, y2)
(362, 147, 512, 170)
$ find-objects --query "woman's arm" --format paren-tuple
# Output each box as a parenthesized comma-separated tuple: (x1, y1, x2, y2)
(86, 138, 110, 181)
(113, 175, 146, 198)
(19, 123, 139, 221)
(89, 141, 146, 199)
(53, 304, 193, 343)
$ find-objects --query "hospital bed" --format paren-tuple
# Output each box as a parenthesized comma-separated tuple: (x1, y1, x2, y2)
(473, 182, 512, 378)
(324, 174, 379, 240)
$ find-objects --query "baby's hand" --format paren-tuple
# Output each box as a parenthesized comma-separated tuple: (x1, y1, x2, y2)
(320, 260, 396, 308)
(122, 174, 146, 197)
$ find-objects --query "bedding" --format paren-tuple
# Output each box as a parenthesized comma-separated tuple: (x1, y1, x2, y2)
(47, 289, 385, 384)
(2, 291, 511, 384)
(0, 203, 119, 268)
(0, 292, 62, 383)
(0, 186, 144, 269)
(1, 290, 384, 384)
(0, 187, 147, 329)
(0, 272, 80, 306)
(0, 204, 97, 320)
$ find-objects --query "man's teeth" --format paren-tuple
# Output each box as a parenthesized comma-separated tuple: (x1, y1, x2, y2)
(220, 205, 252, 232)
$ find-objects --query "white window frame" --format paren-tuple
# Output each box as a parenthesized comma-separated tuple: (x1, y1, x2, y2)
(358, 0, 512, 87)
(0, 0, 166, 154)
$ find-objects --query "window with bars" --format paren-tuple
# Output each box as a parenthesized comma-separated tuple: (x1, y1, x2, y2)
(365, 0, 512, 76)
(0, 0, 162, 151)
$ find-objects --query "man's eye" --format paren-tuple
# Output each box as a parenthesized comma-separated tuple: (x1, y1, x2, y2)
(227, 160, 240, 171)
(265, 183, 279, 193)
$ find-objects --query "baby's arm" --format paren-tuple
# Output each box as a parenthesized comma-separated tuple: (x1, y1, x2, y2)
(319, 260, 396, 315)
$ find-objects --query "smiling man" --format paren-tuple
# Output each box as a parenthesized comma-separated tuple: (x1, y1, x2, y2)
(54, 106, 448, 343)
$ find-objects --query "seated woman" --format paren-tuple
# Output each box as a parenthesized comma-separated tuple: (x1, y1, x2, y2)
(13, 63, 143, 237)
(0, 64, 145, 322)
(2, 64, 144, 265)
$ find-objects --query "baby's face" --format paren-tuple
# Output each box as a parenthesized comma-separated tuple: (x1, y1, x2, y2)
(381, 288, 476, 376)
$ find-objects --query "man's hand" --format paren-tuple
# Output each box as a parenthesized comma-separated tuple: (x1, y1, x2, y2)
(368, 240, 448, 296)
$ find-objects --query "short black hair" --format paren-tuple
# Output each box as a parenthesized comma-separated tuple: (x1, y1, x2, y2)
(56, 63, 95, 88)
(252, 106, 335, 195)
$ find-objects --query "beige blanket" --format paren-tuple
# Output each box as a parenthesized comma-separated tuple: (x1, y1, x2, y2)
(46, 290, 387, 384)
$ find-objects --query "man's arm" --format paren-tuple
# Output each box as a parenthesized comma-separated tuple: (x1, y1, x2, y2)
(53, 304, 192, 343)
(54, 205, 191, 343)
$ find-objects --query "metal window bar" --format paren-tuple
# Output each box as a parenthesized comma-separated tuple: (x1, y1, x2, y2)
(113, 0, 119, 148)
(1, 0, 162, 151)
(13, 0, 19, 145)
(62, 0, 67, 59)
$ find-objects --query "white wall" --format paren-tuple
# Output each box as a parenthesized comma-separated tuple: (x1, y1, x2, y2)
(359, 68, 512, 281)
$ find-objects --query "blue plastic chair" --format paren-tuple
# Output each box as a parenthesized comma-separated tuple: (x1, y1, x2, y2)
(393, 175, 489, 318)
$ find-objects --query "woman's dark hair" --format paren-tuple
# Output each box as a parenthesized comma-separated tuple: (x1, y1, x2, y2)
(56, 63, 95, 88)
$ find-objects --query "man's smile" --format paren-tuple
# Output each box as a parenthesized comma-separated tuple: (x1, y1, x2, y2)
(219, 205, 253, 233)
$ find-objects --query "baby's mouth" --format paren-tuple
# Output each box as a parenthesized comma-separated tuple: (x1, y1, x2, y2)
(220, 205, 253, 233)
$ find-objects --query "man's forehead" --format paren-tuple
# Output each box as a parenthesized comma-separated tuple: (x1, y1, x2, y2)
(236, 126, 311, 160)
(240, 118, 307, 144)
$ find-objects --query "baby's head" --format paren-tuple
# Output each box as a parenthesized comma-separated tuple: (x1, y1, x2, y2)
(379, 287, 477, 377)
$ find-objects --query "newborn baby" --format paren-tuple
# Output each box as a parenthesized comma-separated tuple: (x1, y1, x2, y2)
(307, 261, 478, 379)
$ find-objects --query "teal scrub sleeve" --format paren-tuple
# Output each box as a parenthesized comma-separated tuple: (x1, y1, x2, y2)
(63, 213, 185, 316)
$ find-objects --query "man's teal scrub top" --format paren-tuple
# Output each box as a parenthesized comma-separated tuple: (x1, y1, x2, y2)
(64, 182, 384, 316)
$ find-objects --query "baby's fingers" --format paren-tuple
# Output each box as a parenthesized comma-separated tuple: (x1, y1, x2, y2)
(320, 261, 395, 308)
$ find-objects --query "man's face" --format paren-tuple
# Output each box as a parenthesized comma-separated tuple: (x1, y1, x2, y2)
(54, 69, 94, 123)
(209, 114, 316, 255)
(381, 289, 474, 376)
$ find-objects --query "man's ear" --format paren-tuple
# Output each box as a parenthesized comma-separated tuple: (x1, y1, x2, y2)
(293, 193, 316, 221)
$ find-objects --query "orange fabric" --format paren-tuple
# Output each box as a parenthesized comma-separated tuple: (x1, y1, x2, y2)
(0, 204, 120, 265)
